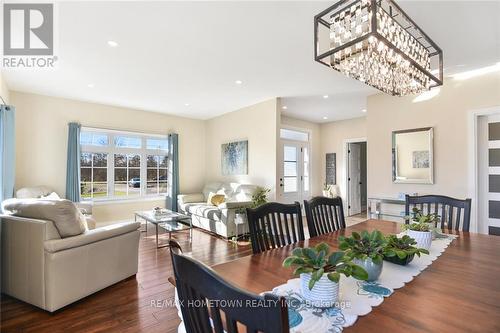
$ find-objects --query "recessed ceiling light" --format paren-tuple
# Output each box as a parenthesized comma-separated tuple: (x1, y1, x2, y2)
(87, 83, 94, 88)
(282, 106, 288, 110)
(323, 116, 328, 120)
(184, 103, 190, 107)
(107, 40, 119, 48)
(235, 80, 243, 85)
(323, 95, 329, 99)
(361, 109, 367, 113)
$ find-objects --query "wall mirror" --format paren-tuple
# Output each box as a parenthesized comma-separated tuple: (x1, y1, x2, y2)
(392, 127, 434, 184)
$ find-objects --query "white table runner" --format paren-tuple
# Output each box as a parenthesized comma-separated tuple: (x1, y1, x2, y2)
(268, 233, 457, 332)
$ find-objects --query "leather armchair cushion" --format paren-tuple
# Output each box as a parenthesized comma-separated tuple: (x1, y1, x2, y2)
(3, 198, 87, 238)
(44, 221, 140, 253)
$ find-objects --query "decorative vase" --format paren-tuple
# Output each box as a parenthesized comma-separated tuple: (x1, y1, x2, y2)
(322, 190, 331, 198)
(300, 273, 339, 308)
(408, 230, 432, 250)
(384, 253, 415, 266)
(352, 258, 383, 282)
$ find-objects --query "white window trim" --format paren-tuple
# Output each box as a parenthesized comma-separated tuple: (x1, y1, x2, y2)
(80, 128, 168, 202)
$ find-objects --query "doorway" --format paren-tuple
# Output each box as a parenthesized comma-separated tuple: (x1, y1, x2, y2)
(346, 141, 367, 217)
(278, 128, 311, 204)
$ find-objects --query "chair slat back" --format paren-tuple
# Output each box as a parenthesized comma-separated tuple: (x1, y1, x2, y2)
(304, 196, 346, 237)
(169, 241, 289, 333)
(405, 195, 472, 232)
(246, 202, 305, 254)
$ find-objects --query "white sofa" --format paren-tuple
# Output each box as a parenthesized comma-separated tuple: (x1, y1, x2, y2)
(0, 187, 140, 312)
(178, 182, 258, 238)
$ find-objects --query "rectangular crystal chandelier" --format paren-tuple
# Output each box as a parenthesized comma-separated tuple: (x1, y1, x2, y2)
(314, 0, 443, 96)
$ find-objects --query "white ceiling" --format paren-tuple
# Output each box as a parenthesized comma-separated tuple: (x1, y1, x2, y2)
(2, 1, 499, 123)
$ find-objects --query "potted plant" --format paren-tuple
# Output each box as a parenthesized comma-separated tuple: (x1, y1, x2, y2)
(405, 207, 441, 239)
(231, 187, 270, 243)
(383, 234, 429, 265)
(338, 230, 386, 281)
(322, 183, 332, 198)
(283, 242, 368, 307)
(401, 222, 433, 250)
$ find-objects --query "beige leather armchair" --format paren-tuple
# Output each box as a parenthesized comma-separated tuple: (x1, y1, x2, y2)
(1, 215, 140, 312)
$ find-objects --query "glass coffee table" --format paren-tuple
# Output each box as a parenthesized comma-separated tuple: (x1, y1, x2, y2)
(134, 210, 192, 248)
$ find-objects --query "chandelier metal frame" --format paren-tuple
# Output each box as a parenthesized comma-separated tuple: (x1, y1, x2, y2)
(314, 0, 443, 96)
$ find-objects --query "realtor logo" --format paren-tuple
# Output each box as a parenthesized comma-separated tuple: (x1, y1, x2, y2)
(2, 3, 57, 68)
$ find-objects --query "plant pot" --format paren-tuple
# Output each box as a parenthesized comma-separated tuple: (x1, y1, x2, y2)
(408, 230, 432, 250)
(352, 257, 383, 282)
(384, 253, 415, 266)
(234, 213, 247, 225)
(322, 190, 331, 198)
(300, 273, 339, 308)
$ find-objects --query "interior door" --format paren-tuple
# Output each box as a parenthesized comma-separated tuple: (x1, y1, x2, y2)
(348, 143, 362, 215)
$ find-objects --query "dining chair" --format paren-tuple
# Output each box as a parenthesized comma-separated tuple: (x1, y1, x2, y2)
(304, 196, 346, 237)
(169, 241, 289, 333)
(246, 202, 305, 254)
(405, 195, 472, 231)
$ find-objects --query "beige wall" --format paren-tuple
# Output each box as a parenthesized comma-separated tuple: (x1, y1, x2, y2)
(280, 115, 322, 197)
(368, 72, 500, 200)
(0, 71, 9, 104)
(320, 117, 367, 203)
(205, 98, 279, 199)
(11, 91, 206, 222)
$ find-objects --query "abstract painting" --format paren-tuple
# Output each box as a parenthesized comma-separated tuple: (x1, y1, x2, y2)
(412, 150, 430, 168)
(325, 153, 336, 185)
(221, 140, 248, 175)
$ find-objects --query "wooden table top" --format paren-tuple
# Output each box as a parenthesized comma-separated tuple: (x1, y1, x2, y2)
(212, 220, 500, 333)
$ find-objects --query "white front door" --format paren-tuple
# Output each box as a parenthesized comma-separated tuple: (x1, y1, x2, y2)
(348, 143, 362, 215)
(279, 141, 310, 204)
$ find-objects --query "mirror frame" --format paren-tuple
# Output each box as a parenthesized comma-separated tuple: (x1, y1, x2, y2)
(392, 127, 434, 184)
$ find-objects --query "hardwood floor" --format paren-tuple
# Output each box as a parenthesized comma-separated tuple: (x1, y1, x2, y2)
(0, 215, 368, 333)
(0, 227, 253, 333)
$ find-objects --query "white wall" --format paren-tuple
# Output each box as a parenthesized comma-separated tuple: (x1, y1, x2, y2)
(205, 98, 279, 199)
(12, 91, 206, 222)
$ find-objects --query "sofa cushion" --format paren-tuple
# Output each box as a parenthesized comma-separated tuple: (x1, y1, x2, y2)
(202, 182, 222, 200)
(2, 198, 87, 238)
(186, 203, 222, 221)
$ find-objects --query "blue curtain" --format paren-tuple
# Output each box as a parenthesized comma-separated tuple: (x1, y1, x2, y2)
(167, 133, 179, 212)
(65, 122, 81, 202)
(0, 105, 15, 206)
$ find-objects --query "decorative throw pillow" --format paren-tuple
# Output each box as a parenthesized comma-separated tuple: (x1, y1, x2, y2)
(207, 192, 225, 206)
(42, 192, 61, 200)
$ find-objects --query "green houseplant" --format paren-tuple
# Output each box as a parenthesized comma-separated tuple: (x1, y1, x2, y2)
(338, 230, 386, 281)
(383, 234, 429, 265)
(402, 208, 439, 250)
(283, 242, 368, 307)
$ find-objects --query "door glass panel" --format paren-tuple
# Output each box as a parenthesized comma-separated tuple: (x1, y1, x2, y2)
(280, 129, 309, 142)
(284, 162, 297, 177)
(284, 177, 297, 192)
(284, 146, 297, 161)
(304, 176, 309, 191)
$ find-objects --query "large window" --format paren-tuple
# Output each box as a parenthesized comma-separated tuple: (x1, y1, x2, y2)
(80, 128, 168, 201)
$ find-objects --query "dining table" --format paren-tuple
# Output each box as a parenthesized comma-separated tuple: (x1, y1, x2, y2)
(211, 219, 500, 333)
